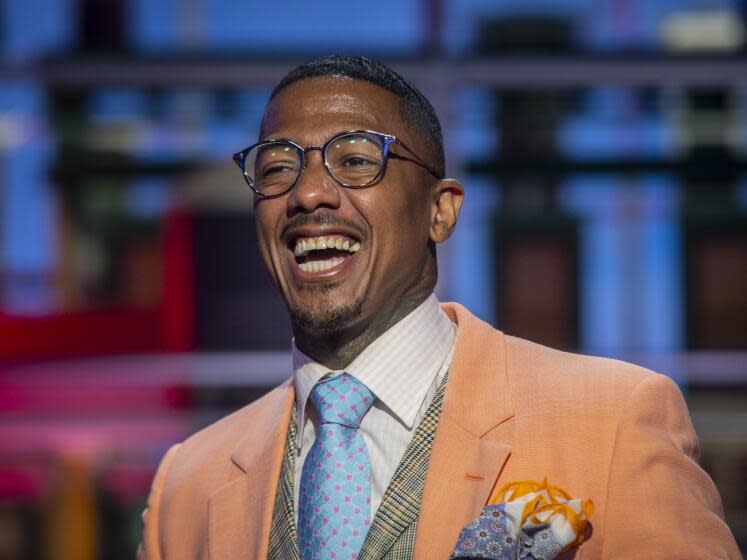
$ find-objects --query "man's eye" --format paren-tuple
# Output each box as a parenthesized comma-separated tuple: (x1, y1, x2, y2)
(342, 156, 378, 168)
(260, 163, 297, 176)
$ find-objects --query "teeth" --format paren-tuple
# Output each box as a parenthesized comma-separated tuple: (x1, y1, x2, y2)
(298, 256, 345, 273)
(293, 235, 361, 257)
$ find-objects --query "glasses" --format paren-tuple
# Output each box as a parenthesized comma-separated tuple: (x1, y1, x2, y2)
(232, 129, 442, 198)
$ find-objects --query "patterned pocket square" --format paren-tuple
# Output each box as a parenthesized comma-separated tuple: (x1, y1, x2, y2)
(450, 479, 593, 560)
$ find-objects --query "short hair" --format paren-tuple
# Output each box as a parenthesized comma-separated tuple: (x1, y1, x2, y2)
(268, 55, 445, 177)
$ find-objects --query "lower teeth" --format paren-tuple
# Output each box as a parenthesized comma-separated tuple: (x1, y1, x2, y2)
(299, 257, 345, 273)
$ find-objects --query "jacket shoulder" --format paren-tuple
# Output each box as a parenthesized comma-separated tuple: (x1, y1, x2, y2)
(444, 301, 668, 413)
(505, 334, 666, 413)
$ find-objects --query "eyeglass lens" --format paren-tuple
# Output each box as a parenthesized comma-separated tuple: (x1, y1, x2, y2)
(246, 132, 386, 196)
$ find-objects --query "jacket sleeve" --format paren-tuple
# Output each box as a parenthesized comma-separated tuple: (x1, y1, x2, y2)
(600, 374, 742, 559)
(137, 444, 181, 560)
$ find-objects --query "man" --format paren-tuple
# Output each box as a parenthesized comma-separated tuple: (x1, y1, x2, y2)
(139, 56, 741, 559)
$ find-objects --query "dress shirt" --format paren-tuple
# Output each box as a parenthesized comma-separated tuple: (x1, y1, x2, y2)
(292, 294, 456, 521)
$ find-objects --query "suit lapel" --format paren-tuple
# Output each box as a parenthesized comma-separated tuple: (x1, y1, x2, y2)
(208, 380, 295, 560)
(413, 303, 515, 559)
(412, 417, 511, 558)
(268, 406, 300, 560)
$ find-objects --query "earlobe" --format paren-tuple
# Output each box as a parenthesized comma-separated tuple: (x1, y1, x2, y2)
(430, 179, 465, 244)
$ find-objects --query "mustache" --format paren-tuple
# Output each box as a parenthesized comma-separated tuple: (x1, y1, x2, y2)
(280, 211, 366, 243)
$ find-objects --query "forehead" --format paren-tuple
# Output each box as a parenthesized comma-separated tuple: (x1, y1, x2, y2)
(261, 77, 409, 144)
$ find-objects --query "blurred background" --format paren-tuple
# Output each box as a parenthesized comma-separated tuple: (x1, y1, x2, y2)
(1, 0, 746, 557)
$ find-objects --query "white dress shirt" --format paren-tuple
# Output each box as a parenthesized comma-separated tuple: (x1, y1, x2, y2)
(292, 294, 456, 521)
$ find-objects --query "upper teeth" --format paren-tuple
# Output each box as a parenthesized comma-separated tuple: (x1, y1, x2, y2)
(293, 235, 360, 257)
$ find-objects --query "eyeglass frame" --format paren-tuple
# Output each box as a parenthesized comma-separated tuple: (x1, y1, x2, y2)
(232, 129, 443, 199)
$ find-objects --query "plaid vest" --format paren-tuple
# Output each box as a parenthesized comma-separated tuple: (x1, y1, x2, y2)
(268, 373, 448, 560)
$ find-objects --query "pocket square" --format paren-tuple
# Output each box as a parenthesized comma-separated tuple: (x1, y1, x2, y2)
(450, 479, 594, 560)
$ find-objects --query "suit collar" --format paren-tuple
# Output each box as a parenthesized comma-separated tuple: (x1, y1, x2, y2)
(209, 380, 295, 560)
(230, 378, 294, 472)
(414, 303, 515, 559)
(439, 302, 514, 435)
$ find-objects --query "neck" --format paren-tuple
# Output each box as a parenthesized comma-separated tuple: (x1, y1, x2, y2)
(294, 288, 433, 370)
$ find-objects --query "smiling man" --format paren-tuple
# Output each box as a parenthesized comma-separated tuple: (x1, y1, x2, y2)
(249, 73, 460, 372)
(139, 56, 740, 560)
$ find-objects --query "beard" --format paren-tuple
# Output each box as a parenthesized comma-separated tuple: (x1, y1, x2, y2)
(287, 284, 364, 334)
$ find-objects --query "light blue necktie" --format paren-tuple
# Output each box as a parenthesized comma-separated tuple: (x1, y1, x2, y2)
(298, 373, 375, 560)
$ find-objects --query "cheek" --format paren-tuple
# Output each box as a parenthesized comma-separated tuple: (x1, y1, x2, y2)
(364, 185, 432, 261)
(391, 184, 433, 239)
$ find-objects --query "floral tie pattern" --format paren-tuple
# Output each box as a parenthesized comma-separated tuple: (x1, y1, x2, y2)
(298, 373, 375, 560)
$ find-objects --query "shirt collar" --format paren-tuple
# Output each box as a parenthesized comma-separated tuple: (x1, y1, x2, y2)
(292, 294, 456, 447)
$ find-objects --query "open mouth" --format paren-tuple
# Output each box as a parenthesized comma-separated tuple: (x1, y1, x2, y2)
(291, 234, 361, 273)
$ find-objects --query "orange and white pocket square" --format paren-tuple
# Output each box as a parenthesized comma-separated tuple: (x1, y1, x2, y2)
(450, 479, 594, 560)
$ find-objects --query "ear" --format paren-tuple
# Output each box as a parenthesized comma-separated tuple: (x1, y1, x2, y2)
(429, 179, 464, 244)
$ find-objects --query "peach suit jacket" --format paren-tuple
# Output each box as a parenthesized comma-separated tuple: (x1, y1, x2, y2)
(139, 303, 741, 559)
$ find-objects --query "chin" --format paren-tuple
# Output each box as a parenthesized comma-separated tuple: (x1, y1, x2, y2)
(288, 296, 364, 335)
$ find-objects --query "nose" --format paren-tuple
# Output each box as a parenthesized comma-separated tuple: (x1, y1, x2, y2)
(286, 149, 341, 214)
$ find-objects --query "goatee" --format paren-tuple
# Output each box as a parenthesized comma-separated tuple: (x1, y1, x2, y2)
(289, 294, 364, 334)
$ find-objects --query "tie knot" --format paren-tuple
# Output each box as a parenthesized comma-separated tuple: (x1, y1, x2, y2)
(309, 373, 374, 429)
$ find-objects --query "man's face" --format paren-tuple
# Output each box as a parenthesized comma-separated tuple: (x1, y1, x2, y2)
(255, 77, 444, 338)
